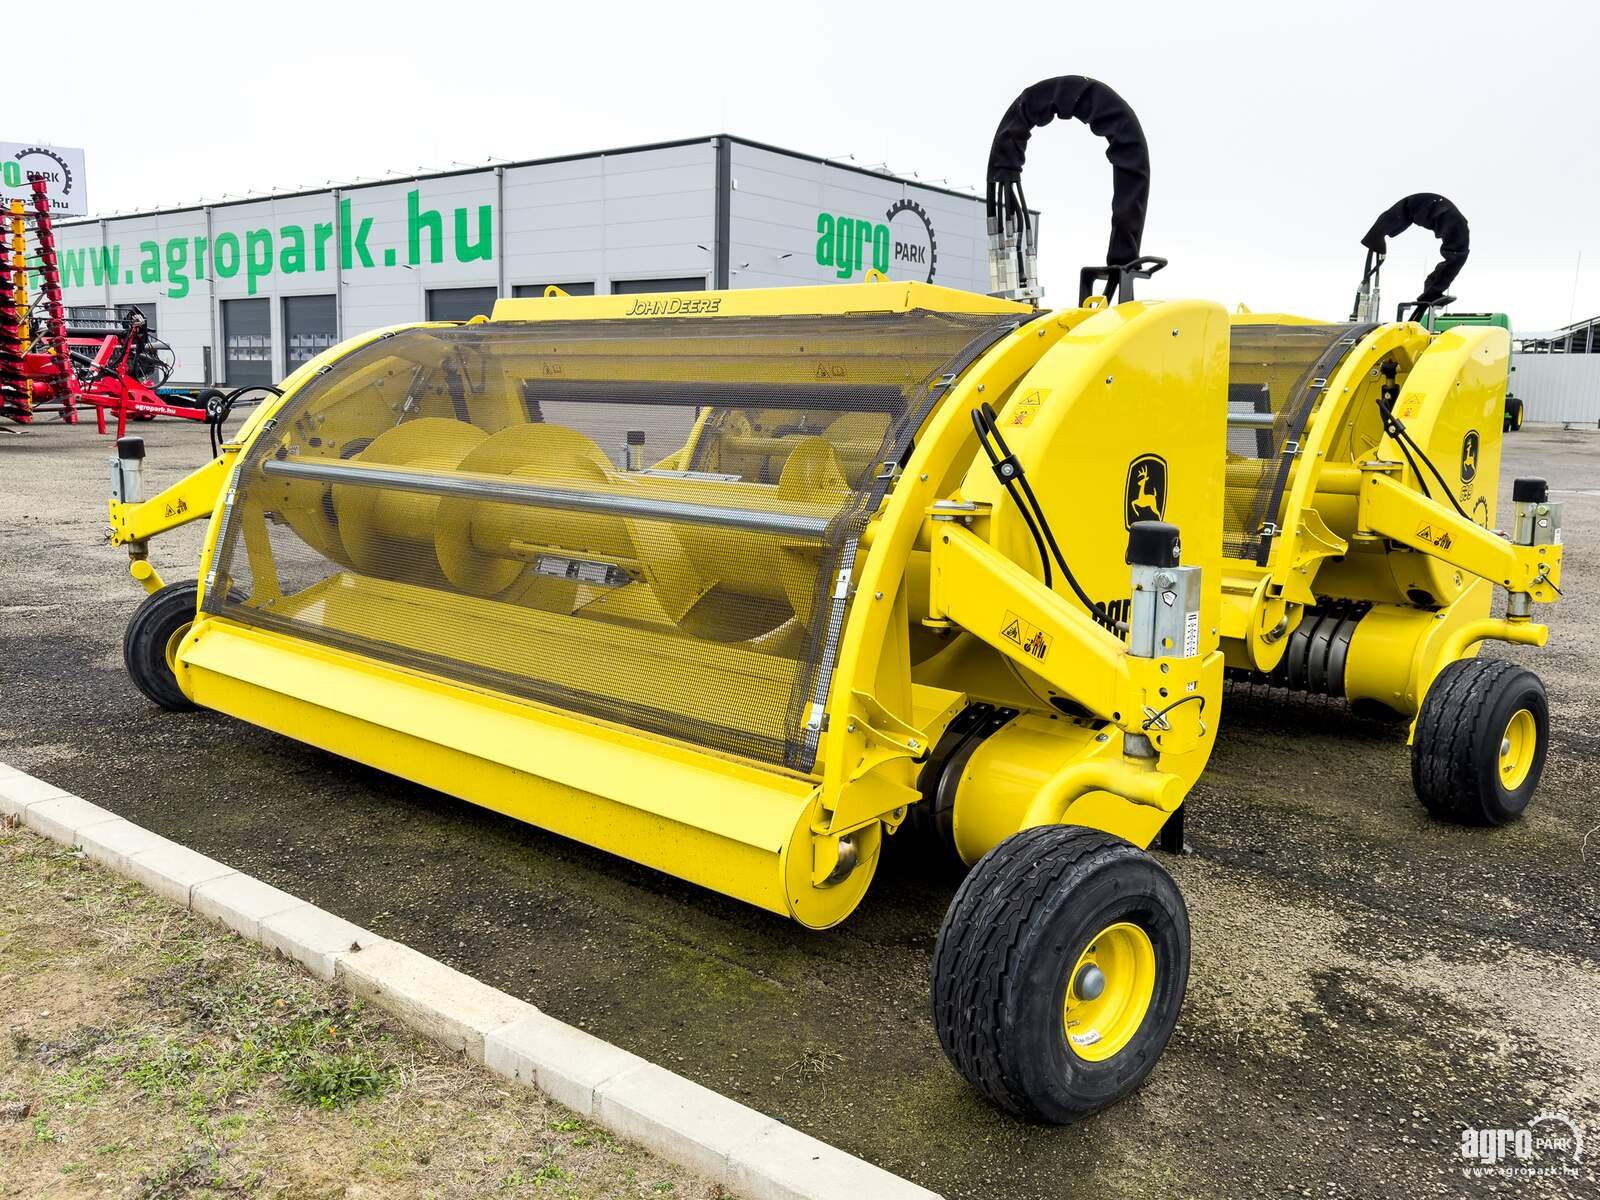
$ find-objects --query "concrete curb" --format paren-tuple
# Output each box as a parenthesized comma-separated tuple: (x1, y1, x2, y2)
(0, 763, 940, 1200)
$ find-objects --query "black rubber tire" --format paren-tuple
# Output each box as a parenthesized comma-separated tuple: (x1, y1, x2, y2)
(1512, 399, 1525, 432)
(1411, 658, 1548, 825)
(123, 580, 202, 711)
(931, 826, 1190, 1123)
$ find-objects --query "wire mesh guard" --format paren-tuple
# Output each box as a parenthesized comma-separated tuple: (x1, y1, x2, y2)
(1224, 323, 1369, 564)
(205, 311, 1014, 772)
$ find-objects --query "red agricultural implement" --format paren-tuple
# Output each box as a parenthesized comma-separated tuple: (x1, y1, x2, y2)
(2, 176, 271, 445)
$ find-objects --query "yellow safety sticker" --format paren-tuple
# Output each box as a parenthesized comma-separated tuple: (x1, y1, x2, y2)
(1001, 610, 1052, 661)
(1008, 389, 1046, 428)
(1398, 396, 1422, 419)
(1415, 522, 1453, 550)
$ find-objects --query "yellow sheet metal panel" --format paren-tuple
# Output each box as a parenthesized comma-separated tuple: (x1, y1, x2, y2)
(961, 300, 1230, 718)
(490, 280, 1031, 323)
(176, 618, 875, 925)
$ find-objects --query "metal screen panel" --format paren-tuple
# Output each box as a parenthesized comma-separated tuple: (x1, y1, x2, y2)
(204, 310, 1017, 772)
(1225, 323, 1372, 564)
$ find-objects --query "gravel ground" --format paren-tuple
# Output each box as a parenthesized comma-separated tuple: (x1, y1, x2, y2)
(1, 416, 1596, 1199)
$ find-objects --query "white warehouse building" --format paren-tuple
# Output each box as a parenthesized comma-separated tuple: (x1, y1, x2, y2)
(50, 137, 1000, 387)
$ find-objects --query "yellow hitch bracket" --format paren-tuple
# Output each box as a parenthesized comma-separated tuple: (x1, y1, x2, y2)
(1361, 473, 1560, 597)
(1280, 507, 1348, 605)
(808, 688, 934, 882)
(844, 689, 930, 782)
(109, 452, 235, 548)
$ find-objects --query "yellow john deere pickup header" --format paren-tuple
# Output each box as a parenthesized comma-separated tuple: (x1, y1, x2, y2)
(105, 75, 1562, 1124)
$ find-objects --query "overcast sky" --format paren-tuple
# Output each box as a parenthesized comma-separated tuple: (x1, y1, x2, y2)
(32, 0, 1600, 330)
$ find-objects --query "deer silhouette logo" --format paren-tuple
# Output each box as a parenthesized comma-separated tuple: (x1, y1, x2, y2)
(1125, 454, 1168, 528)
(1460, 430, 1479, 485)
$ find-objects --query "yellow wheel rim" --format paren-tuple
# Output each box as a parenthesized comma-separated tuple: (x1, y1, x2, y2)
(1062, 921, 1156, 1062)
(1499, 709, 1537, 791)
(163, 622, 192, 675)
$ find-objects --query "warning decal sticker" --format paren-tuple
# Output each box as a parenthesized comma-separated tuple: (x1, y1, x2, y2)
(1001, 610, 1053, 661)
(1007, 389, 1046, 428)
(1416, 522, 1454, 550)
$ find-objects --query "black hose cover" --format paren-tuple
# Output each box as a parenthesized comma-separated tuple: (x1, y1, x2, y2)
(1360, 193, 1470, 303)
(986, 75, 1150, 267)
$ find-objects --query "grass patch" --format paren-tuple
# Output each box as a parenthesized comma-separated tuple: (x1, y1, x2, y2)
(0, 826, 722, 1198)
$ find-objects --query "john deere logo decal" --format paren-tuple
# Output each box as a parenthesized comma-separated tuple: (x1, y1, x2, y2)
(1125, 454, 1168, 527)
(1461, 430, 1480, 484)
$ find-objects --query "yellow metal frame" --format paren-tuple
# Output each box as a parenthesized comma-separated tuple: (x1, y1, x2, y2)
(113, 275, 1553, 932)
(1221, 313, 1562, 721)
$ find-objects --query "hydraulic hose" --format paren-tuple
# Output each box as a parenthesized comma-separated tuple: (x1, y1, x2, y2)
(986, 75, 1153, 301)
(972, 403, 1120, 631)
(1361, 193, 1470, 306)
(209, 384, 282, 459)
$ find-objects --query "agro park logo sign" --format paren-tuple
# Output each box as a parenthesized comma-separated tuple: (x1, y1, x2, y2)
(815, 198, 938, 283)
(0, 142, 87, 216)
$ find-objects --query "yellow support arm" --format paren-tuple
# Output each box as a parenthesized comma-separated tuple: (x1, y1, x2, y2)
(926, 523, 1198, 827)
(928, 522, 1135, 718)
(108, 451, 237, 594)
(1359, 473, 1561, 602)
(926, 521, 1207, 756)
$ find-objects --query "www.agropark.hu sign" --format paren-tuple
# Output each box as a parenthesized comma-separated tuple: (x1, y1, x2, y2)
(48, 191, 940, 298)
(53, 190, 493, 298)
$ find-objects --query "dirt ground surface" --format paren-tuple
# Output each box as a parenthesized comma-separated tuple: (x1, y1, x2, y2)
(1, 417, 1597, 1199)
(0, 822, 720, 1199)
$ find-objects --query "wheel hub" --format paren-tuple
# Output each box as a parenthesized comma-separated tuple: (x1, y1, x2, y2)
(1499, 708, 1536, 790)
(163, 621, 192, 674)
(1063, 921, 1156, 1062)
(1074, 963, 1106, 1002)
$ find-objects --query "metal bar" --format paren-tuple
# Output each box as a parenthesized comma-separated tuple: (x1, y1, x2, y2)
(262, 456, 833, 537)
(1226, 412, 1276, 429)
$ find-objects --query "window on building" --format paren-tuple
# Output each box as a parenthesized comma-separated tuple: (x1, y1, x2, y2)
(283, 295, 338, 372)
(222, 297, 273, 386)
(609, 277, 706, 295)
(65, 303, 157, 333)
(513, 282, 596, 298)
(426, 287, 500, 322)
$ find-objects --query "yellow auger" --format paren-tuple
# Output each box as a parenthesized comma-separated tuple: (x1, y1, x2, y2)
(105, 75, 1561, 1124)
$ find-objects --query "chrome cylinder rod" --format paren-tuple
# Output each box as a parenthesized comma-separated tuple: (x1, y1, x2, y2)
(262, 456, 834, 538)
(1226, 412, 1275, 429)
